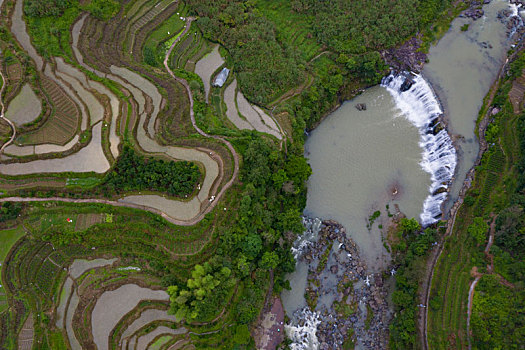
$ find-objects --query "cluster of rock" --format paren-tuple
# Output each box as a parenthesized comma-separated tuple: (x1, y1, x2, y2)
(498, 1, 525, 39)
(460, 7, 484, 20)
(460, 0, 496, 20)
(299, 219, 391, 350)
(382, 37, 428, 73)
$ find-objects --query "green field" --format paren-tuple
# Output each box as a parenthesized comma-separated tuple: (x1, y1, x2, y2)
(256, 0, 322, 61)
(0, 226, 25, 262)
(143, 2, 188, 66)
(0, 226, 26, 313)
(428, 53, 525, 349)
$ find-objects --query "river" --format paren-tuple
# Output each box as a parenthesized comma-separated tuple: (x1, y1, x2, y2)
(283, 0, 523, 348)
(423, 0, 521, 212)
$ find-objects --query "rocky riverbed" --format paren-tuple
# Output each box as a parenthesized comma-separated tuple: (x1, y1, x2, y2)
(286, 217, 393, 350)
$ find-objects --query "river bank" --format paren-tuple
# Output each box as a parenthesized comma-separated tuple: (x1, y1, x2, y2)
(285, 217, 395, 349)
(284, 1, 524, 349)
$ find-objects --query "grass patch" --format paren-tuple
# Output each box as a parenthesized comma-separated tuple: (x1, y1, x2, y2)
(0, 226, 26, 262)
(316, 242, 333, 273)
(365, 304, 373, 330)
(143, 4, 187, 66)
(428, 64, 523, 348)
(66, 177, 101, 189)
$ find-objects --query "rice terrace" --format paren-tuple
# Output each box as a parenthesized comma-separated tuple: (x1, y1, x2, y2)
(0, 0, 524, 349)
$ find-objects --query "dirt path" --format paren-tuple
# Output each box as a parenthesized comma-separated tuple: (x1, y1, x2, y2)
(484, 214, 497, 272)
(466, 273, 481, 350)
(0, 69, 17, 154)
(0, 196, 211, 227)
(163, 17, 240, 223)
(2, 16, 236, 226)
(419, 51, 511, 350)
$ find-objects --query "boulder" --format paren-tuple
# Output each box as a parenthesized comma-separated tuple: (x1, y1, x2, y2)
(355, 103, 367, 111)
(400, 78, 414, 92)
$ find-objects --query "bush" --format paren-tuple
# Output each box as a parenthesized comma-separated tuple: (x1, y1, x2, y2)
(0, 202, 23, 222)
(24, 0, 71, 17)
(83, 0, 119, 21)
(468, 217, 488, 246)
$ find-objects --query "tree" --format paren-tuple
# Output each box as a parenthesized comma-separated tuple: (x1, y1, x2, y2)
(0, 202, 22, 222)
(233, 324, 251, 344)
(272, 169, 288, 190)
(468, 217, 488, 246)
(168, 263, 232, 322)
(399, 218, 420, 235)
(259, 251, 279, 270)
(241, 234, 262, 260)
(143, 46, 157, 66)
(277, 208, 305, 234)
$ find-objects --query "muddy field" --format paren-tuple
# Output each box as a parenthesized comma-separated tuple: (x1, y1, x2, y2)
(195, 45, 224, 101)
(91, 284, 169, 350)
(4, 84, 41, 127)
(223, 80, 253, 130)
(56, 58, 104, 128)
(1, 122, 109, 174)
(237, 90, 282, 139)
(110, 65, 161, 136)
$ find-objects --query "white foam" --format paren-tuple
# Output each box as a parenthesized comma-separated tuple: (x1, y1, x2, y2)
(382, 73, 457, 225)
(285, 307, 321, 350)
(508, 2, 524, 37)
(291, 217, 322, 261)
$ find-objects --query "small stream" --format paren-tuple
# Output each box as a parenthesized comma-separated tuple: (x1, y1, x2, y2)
(283, 0, 523, 349)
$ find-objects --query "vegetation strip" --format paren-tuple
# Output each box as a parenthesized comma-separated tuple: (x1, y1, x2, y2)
(0, 69, 17, 153)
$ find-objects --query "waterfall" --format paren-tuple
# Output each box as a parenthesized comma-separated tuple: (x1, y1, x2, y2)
(285, 308, 321, 350)
(508, 2, 525, 38)
(291, 217, 322, 261)
(382, 73, 457, 226)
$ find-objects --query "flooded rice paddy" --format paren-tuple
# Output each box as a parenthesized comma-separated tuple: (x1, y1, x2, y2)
(224, 80, 254, 130)
(0, 122, 109, 174)
(4, 135, 80, 157)
(195, 45, 224, 101)
(4, 84, 42, 126)
(91, 284, 169, 350)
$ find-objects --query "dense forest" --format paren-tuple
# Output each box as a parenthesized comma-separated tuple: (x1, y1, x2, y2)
(103, 145, 202, 197)
(187, 0, 451, 105)
(187, 0, 304, 105)
(387, 218, 438, 349)
(166, 135, 311, 331)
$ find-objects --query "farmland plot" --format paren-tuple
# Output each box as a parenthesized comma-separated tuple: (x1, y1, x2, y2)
(16, 77, 80, 146)
(195, 45, 224, 101)
(1, 122, 109, 174)
(91, 284, 169, 350)
(4, 84, 42, 127)
(223, 80, 254, 131)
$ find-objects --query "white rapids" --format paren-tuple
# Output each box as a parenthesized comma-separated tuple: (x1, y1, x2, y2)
(508, 2, 524, 38)
(382, 73, 457, 225)
(291, 217, 322, 261)
(285, 307, 322, 350)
